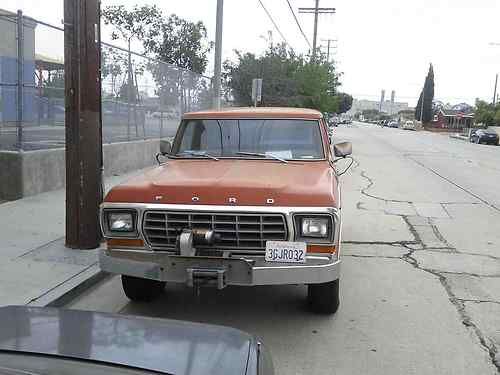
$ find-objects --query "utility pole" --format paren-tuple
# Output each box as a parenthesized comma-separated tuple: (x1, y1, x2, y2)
(64, 0, 103, 249)
(420, 89, 425, 123)
(493, 73, 498, 105)
(16, 10, 24, 150)
(321, 38, 337, 62)
(299, 2, 335, 62)
(213, 0, 223, 109)
(312, 0, 319, 60)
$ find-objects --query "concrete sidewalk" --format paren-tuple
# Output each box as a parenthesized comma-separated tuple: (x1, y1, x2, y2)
(0, 167, 151, 307)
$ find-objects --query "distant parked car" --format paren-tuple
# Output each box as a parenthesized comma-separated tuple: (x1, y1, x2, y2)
(0, 306, 274, 375)
(402, 120, 416, 131)
(387, 121, 399, 128)
(328, 117, 338, 127)
(469, 129, 499, 145)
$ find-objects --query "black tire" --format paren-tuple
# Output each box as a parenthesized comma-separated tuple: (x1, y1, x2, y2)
(121, 275, 165, 302)
(475, 137, 480, 144)
(308, 279, 340, 314)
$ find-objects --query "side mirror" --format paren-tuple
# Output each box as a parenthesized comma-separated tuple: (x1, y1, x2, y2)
(160, 140, 171, 155)
(333, 142, 352, 158)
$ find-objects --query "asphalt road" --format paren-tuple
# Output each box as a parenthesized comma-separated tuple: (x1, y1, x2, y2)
(67, 122, 500, 375)
(0, 117, 180, 150)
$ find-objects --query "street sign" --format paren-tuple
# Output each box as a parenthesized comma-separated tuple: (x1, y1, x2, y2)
(251, 78, 263, 106)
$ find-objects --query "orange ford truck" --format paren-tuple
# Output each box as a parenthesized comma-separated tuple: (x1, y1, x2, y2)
(100, 107, 353, 314)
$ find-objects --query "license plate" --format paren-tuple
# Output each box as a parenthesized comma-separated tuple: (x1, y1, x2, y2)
(265, 241, 307, 263)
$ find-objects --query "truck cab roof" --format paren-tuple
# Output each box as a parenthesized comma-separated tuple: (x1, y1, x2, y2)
(183, 107, 323, 120)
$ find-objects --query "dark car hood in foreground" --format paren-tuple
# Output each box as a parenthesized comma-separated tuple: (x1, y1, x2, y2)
(0, 306, 253, 375)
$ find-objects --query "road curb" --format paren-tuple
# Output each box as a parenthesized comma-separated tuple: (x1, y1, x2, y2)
(27, 264, 111, 308)
(449, 134, 468, 141)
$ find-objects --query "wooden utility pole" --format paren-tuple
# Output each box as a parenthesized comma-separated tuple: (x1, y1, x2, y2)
(299, 2, 335, 62)
(321, 38, 337, 62)
(64, 0, 103, 249)
(493, 73, 498, 105)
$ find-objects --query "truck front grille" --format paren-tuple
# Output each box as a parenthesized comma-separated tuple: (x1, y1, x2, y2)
(142, 210, 288, 251)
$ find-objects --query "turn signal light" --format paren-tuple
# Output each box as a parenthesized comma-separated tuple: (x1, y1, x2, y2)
(307, 244, 336, 254)
(106, 238, 144, 248)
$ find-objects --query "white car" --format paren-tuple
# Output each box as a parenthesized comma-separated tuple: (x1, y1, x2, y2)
(402, 121, 416, 131)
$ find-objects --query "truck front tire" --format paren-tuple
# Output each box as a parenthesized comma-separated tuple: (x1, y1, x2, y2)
(121, 275, 165, 302)
(308, 279, 340, 314)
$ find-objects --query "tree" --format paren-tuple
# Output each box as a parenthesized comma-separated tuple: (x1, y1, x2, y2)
(102, 5, 212, 113)
(42, 72, 65, 99)
(223, 43, 347, 113)
(102, 5, 163, 46)
(335, 93, 353, 114)
(101, 46, 127, 99)
(143, 14, 212, 74)
(475, 100, 496, 126)
(415, 63, 435, 123)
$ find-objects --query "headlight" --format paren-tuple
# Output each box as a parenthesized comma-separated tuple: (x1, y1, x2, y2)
(103, 210, 137, 236)
(301, 217, 329, 237)
(109, 212, 134, 232)
(294, 214, 334, 243)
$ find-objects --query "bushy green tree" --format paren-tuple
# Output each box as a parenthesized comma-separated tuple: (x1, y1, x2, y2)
(475, 100, 496, 126)
(335, 93, 353, 114)
(223, 43, 348, 112)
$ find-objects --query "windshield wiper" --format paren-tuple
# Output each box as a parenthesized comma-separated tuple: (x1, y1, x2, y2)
(236, 151, 288, 163)
(177, 150, 220, 160)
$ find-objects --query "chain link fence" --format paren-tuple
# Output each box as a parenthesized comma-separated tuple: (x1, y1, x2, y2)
(0, 10, 214, 151)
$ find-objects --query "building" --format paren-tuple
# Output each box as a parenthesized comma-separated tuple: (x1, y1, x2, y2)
(348, 99, 410, 116)
(431, 108, 474, 130)
(0, 9, 37, 123)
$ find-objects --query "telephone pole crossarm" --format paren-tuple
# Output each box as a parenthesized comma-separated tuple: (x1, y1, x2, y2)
(299, 3, 336, 62)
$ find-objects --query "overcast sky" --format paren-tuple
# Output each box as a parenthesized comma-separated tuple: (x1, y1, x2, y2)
(3, 0, 500, 106)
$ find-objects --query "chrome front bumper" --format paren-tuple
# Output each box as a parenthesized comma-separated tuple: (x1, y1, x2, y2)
(99, 249, 340, 287)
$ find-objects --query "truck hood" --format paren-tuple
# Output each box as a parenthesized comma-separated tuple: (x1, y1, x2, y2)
(105, 159, 338, 207)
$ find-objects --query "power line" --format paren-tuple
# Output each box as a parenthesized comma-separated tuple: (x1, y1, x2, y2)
(257, 0, 292, 49)
(285, 0, 311, 49)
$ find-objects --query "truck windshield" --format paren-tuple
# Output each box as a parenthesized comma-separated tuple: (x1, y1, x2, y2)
(172, 118, 325, 160)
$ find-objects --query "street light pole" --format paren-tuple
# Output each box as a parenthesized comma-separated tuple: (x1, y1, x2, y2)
(213, 0, 223, 109)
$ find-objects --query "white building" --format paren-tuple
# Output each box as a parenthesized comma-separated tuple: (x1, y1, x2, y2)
(348, 99, 410, 116)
